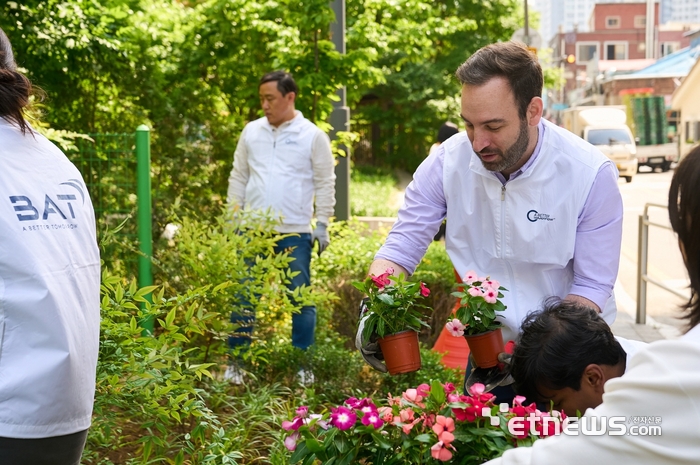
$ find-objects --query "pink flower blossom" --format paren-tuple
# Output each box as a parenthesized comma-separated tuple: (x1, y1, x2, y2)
(377, 406, 394, 423)
(443, 382, 456, 395)
(402, 388, 425, 405)
(282, 416, 303, 431)
(385, 267, 395, 275)
(284, 431, 300, 451)
(346, 397, 375, 412)
(416, 383, 431, 398)
(446, 319, 466, 337)
(431, 441, 454, 461)
(371, 272, 391, 289)
(398, 408, 415, 423)
(295, 406, 309, 418)
(483, 279, 500, 290)
(484, 289, 498, 304)
(468, 383, 495, 404)
(330, 406, 357, 430)
(432, 415, 456, 442)
(468, 286, 483, 297)
(420, 282, 431, 297)
(361, 411, 384, 429)
(463, 270, 478, 285)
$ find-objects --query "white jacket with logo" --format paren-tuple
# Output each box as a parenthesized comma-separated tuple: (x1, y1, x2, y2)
(443, 121, 616, 342)
(0, 119, 100, 438)
(227, 111, 336, 234)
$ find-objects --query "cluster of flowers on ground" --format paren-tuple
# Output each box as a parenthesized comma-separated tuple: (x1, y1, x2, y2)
(446, 271, 508, 336)
(282, 380, 565, 464)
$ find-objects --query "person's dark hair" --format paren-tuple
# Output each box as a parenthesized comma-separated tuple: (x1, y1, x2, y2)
(668, 146, 700, 331)
(437, 121, 459, 144)
(511, 298, 626, 402)
(455, 41, 543, 120)
(259, 70, 298, 97)
(0, 27, 33, 134)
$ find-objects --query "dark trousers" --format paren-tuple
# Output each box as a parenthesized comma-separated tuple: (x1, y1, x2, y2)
(229, 233, 316, 351)
(0, 429, 88, 465)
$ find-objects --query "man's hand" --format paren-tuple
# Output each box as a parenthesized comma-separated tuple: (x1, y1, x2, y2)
(312, 222, 330, 255)
(355, 298, 387, 373)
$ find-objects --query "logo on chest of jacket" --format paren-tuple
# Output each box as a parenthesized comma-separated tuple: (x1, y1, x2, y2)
(527, 210, 555, 223)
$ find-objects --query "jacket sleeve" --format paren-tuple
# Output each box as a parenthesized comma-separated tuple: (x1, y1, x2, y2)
(227, 125, 250, 208)
(569, 161, 623, 310)
(311, 130, 336, 224)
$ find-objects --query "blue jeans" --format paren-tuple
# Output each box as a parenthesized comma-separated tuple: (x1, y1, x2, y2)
(229, 233, 315, 351)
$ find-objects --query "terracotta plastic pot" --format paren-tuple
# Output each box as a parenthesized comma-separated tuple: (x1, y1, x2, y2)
(378, 330, 422, 375)
(464, 327, 504, 368)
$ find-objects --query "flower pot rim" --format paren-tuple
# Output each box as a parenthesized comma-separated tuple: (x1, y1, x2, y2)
(464, 322, 502, 338)
(378, 329, 420, 339)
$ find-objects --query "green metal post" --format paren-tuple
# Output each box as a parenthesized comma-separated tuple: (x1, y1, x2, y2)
(136, 125, 154, 335)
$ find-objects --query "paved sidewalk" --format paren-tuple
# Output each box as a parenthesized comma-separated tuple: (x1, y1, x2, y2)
(611, 281, 683, 343)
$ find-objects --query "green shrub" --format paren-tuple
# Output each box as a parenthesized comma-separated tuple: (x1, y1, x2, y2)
(350, 166, 403, 217)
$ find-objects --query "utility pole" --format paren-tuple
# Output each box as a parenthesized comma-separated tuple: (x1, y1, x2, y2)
(524, 0, 530, 45)
(645, 0, 655, 59)
(330, 0, 350, 221)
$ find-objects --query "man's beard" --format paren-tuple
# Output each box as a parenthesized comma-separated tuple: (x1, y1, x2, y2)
(478, 119, 529, 172)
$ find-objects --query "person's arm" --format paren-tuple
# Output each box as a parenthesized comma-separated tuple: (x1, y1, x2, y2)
(311, 131, 336, 225)
(227, 125, 250, 208)
(567, 162, 623, 312)
(369, 259, 408, 279)
(373, 146, 448, 275)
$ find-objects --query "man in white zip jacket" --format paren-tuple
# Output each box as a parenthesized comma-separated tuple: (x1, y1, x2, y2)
(227, 71, 336, 374)
(359, 42, 623, 401)
(0, 28, 100, 464)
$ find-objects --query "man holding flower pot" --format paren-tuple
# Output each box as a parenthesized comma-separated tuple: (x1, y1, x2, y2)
(358, 41, 623, 402)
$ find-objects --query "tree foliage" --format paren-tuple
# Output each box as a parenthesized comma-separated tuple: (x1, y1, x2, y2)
(1, 0, 522, 219)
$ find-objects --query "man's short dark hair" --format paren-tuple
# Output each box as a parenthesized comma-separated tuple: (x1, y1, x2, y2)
(511, 298, 626, 402)
(260, 70, 298, 97)
(455, 41, 543, 120)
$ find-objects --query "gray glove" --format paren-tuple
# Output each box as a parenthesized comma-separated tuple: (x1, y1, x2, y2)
(312, 222, 330, 255)
(465, 352, 514, 393)
(355, 298, 388, 373)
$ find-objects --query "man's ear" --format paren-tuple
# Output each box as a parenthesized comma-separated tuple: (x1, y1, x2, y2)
(286, 91, 296, 103)
(527, 97, 543, 127)
(581, 364, 606, 393)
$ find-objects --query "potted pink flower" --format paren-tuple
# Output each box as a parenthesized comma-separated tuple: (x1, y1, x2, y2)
(353, 268, 432, 375)
(445, 271, 507, 368)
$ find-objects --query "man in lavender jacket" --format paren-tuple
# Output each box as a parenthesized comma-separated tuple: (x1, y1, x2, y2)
(358, 42, 623, 398)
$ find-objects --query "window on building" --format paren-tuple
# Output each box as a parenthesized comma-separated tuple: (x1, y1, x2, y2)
(606, 16, 621, 28)
(661, 42, 681, 57)
(634, 16, 646, 28)
(605, 42, 627, 60)
(577, 42, 599, 62)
